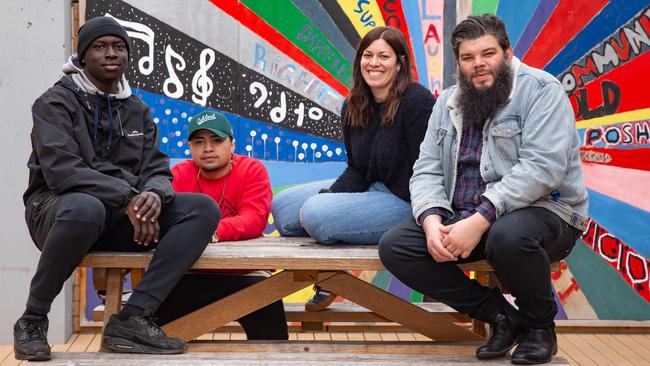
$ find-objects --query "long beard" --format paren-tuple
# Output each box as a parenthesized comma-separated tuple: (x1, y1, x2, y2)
(457, 60, 513, 128)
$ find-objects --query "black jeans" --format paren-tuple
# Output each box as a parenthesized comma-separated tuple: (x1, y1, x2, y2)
(25, 191, 219, 315)
(378, 207, 580, 326)
(155, 273, 289, 340)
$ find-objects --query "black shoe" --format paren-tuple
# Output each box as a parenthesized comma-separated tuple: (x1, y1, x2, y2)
(476, 313, 522, 359)
(305, 286, 337, 311)
(101, 313, 187, 354)
(511, 325, 558, 364)
(13, 315, 51, 361)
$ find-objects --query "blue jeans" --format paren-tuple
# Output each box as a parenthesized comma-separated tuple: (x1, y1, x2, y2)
(271, 179, 412, 244)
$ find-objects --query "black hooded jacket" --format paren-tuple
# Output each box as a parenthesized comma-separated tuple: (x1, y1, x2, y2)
(24, 75, 174, 209)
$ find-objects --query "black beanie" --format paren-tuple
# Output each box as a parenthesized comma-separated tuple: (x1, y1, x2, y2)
(77, 16, 131, 64)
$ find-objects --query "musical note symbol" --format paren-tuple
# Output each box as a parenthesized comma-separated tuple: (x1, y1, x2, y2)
(192, 48, 215, 106)
(163, 45, 186, 99)
(106, 14, 155, 76)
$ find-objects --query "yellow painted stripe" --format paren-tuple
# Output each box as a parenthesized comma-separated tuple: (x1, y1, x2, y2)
(576, 108, 650, 129)
(336, 0, 385, 37)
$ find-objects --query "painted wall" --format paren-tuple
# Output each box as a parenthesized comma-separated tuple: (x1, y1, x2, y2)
(75, 0, 649, 323)
(0, 1, 73, 343)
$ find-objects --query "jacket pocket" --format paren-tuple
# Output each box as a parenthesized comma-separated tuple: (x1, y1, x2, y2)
(489, 117, 521, 164)
(490, 117, 521, 138)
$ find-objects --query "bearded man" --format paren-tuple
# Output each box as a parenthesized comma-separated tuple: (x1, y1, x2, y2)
(378, 14, 588, 365)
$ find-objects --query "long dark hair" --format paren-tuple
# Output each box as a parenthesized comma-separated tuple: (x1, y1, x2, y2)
(344, 26, 413, 128)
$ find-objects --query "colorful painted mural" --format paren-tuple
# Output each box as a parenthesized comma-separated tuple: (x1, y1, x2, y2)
(81, 0, 649, 324)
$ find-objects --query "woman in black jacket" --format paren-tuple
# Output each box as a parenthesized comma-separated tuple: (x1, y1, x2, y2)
(271, 26, 435, 309)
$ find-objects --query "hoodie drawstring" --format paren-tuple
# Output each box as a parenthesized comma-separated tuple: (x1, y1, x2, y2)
(92, 92, 117, 149)
(93, 96, 100, 141)
(106, 95, 114, 149)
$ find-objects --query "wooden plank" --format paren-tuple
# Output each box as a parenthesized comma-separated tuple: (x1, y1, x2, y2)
(85, 334, 102, 352)
(556, 333, 588, 366)
(296, 332, 315, 341)
(396, 333, 416, 342)
(68, 332, 95, 353)
(23, 351, 571, 365)
(163, 271, 338, 340)
(346, 333, 365, 341)
(318, 271, 484, 341)
(187, 341, 480, 355)
(81, 238, 540, 272)
(579, 333, 633, 366)
(363, 332, 382, 341)
(103, 269, 123, 325)
(0, 345, 12, 364)
(616, 334, 650, 360)
(313, 332, 332, 341)
(51, 333, 79, 352)
(595, 334, 647, 366)
(561, 333, 612, 366)
(93, 301, 468, 324)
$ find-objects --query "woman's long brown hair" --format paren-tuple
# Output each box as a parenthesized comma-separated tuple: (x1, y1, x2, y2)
(344, 26, 413, 128)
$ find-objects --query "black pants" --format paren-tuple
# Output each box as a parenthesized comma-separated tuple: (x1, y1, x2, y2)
(155, 273, 289, 340)
(25, 191, 219, 315)
(378, 207, 580, 326)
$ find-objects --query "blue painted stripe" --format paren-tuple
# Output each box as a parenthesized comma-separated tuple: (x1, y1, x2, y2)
(263, 161, 345, 187)
(401, 1, 430, 89)
(496, 0, 540, 47)
(587, 188, 650, 258)
(545, 1, 649, 77)
(513, 0, 559, 58)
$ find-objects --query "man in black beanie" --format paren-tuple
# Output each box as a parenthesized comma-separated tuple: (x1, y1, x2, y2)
(14, 15, 220, 360)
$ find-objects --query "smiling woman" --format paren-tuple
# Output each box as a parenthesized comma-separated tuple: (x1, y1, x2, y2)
(271, 26, 436, 312)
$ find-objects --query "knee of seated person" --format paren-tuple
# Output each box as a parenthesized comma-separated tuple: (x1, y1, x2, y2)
(299, 197, 331, 242)
(176, 193, 221, 222)
(485, 222, 529, 261)
(55, 192, 105, 224)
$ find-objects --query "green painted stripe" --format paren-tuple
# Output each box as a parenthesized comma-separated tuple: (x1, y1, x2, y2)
(472, 0, 499, 15)
(240, 0, 353, 88)
(410, 291, 424, 302)
(371, 270, 392, 290)
(565, 240, 650, 320)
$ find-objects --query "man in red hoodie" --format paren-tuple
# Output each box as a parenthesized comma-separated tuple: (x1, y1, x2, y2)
(154, 110, 288, 340)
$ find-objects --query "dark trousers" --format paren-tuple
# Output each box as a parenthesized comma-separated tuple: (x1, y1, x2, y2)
(25, 191, 220, 315)
(378, 207, 580, 326)
(155, 273, 289, 340)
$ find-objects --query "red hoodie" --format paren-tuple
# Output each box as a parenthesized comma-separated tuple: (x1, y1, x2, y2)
(171, 154, 272, 242)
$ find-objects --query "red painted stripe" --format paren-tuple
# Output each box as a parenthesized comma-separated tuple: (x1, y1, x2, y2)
(209, 0, 349, 96)
(570, 51, 650, 121)
(377, 0, 419, 81)
(580, 146, 650, 171)
(522, 0, 609, 68)
(580, 218, 650, 303)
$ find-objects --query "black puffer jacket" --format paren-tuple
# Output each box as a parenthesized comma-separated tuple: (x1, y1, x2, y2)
(24, 75, 174, 209)
(329, 83, 436, 201)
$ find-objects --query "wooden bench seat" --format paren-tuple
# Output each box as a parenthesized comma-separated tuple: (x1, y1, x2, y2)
(81, 237, 559, 343)
(28, 350, 570, 365)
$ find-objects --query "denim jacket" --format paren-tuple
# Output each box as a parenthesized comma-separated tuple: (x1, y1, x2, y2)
(410, 57, 588, 230)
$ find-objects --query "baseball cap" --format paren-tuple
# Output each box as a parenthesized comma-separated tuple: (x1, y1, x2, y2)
(188, 111, 233, 140)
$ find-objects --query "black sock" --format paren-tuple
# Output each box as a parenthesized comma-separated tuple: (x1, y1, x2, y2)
(117, 304, 145, 321)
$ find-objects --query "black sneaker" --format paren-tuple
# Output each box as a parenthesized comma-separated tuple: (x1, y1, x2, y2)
(101, 313, 187, 354)
(13, 315, 51, 361)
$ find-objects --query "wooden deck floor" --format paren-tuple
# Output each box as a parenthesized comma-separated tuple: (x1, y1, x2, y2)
(1, 331, 649, 365)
